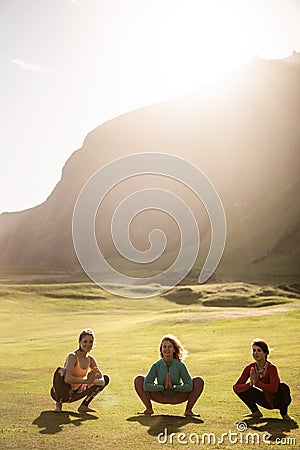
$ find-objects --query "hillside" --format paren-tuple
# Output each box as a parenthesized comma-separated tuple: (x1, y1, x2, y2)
(1, 53, 300, 284)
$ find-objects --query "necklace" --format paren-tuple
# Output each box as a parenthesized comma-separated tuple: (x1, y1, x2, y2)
(256, 361, 268, 379)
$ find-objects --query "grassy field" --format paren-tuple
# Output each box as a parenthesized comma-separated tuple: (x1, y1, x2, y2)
(0, 282, 299, 449)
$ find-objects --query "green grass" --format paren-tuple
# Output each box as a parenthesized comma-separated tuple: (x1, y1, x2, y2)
(0, 282, 299, 449)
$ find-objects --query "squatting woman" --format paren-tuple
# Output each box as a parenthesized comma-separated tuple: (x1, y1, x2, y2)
(51, 328, 109, 413)
(134, 334, 204, 416)
(233, 338, 295, 421)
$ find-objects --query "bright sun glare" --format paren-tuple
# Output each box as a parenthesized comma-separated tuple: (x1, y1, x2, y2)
(1, 0, 299, 213)
(133, 1, 293, 99)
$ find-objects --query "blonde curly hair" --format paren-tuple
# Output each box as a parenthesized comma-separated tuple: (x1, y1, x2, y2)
(159, 334, 188, 361)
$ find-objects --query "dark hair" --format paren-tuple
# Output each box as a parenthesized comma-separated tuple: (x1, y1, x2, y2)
(78, 328, 95, 350)
(252, 338, 269, 356)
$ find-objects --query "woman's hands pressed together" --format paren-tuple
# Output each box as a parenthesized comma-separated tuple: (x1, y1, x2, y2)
(164, 372, 175, 390)
(87, 367, 105, 386)
(250, 366, 259, 387)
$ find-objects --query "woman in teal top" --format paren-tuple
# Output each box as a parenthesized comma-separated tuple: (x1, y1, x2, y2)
(134, 334, 204, 416)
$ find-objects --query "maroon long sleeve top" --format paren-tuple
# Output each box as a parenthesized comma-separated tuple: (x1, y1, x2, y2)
(233, 361, 280, 408)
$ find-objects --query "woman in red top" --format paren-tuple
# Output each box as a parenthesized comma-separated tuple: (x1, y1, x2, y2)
(233, 338, 295, 421)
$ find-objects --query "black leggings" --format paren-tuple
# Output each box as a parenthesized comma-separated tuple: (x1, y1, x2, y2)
(234, 382, 291, 417)
(51, 369, 110, 407)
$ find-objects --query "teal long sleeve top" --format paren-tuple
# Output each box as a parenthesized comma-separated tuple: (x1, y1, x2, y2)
(143, 358, 193, 396)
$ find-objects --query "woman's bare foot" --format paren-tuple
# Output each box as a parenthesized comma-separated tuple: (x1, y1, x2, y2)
(137, 408, 154, 415)
(243, 410, 263, 418)
(283, 414, 296, 422)
(78, 405, 97, 413)
(184, 410, 200, 417)
(54, 401, 62, 413)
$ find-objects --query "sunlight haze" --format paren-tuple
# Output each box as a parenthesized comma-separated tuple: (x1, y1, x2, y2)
(0, 0, 299, 213)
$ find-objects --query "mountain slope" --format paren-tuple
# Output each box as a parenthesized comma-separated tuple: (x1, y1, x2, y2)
(1, 53, 299, 283)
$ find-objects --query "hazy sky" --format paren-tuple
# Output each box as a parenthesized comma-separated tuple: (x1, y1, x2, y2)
(1, 0, 300, 213)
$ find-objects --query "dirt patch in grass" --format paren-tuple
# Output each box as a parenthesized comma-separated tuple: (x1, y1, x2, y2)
(155, 302, 300, 324)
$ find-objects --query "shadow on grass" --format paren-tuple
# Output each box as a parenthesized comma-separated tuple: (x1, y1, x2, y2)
(244, 417, 298, 441)
(127, 414, 203, 437)
(32, 410, 98, 434)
